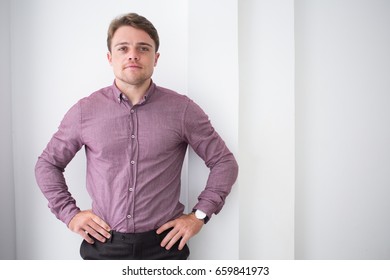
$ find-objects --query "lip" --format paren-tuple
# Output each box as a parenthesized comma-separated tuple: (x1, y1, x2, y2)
(123, 64, 142, 70)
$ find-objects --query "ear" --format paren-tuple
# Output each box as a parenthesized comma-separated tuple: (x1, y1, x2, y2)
(107, 51, 112, 65)
(154, 52, 160, 67)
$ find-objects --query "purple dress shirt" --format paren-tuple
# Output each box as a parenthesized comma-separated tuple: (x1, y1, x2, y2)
(35, 82, 238, 233)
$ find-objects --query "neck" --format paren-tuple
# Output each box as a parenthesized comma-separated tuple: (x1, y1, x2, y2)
(116, 79, 151, 105)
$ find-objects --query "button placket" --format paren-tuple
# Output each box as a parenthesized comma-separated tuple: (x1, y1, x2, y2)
(126, 106, 138, 231)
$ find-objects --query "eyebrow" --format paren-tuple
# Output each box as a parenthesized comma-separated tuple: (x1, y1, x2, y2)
(114, 42, 154, 48)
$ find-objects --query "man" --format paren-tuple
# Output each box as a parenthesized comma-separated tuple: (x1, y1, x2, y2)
(35, 13, 238, 260)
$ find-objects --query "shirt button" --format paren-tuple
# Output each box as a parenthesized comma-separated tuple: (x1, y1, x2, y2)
(127, 215, 132, 219)
(129, 188, 133, 192)
(130, 109, 135, 113)
(130, 160, 135, 165)
(131, 134, 135, 139)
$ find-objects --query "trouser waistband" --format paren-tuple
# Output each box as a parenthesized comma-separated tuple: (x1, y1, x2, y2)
(80, 228, 190, 260)
(108, 229, 167, 244)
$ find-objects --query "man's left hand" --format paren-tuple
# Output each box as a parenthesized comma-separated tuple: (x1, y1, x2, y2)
(156, 213, 204, 250)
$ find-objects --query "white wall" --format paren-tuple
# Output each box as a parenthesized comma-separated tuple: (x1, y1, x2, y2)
(0, 0, 16, 260)
(10, 0, 239, 259)
(295, 0, 390, 259)
(187, 0, 240, 260)
(5, 0, 390, 260)
(238, 0, 296, 259)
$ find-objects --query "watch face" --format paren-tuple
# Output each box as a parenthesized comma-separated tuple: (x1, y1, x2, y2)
(195, 210, 206, 219)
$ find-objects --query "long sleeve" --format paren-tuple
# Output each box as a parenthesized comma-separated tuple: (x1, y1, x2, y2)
(35, 102, 84, 226)
(183, 100, 239, 219)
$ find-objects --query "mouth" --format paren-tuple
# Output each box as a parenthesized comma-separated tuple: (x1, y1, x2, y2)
(123, 64, 142, 70)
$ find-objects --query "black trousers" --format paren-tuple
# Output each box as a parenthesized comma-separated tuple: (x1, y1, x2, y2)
(80, 229, 190, 260)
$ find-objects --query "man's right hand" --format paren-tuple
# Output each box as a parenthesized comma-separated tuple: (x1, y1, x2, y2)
(68, 209, 111, 244)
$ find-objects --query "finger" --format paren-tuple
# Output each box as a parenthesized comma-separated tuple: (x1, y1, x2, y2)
(81, 229, 95, 244)
(91, 221, 111, 239)
(160, 228, 178, 248)
(91, 215, 111, 233)
(177, 235, 189, 250)
(156, 221, 174, 235)
(85, 224, 110, 243)
(165, 231, 184, 250)
(165, 236, 179, 250)
(87, 216, 111, 239)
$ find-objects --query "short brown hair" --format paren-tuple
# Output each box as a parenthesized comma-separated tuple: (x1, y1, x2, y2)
(107, 13, 160, 52)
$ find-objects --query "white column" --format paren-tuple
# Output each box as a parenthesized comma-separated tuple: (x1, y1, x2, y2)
(295, 0, 390, 259)
(187, 0, 240, 259)
(0, 0, 16, 260)
(238, 0, 296, 259)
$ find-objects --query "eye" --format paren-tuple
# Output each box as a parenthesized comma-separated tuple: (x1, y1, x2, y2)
(139, 46, 150, 52)
(117, 46, 128, 52)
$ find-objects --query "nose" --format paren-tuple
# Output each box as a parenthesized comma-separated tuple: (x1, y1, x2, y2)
(127, 49, 139, 61)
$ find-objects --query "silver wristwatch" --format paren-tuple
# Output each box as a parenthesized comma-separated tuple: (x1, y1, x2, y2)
(194, 209, 207, 220)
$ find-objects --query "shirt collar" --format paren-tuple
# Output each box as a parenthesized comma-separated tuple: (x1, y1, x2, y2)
(111, 81, 123, 103)
(111, 80, 156, 105)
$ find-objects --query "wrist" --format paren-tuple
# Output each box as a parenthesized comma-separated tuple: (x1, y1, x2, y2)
(192, 209, 208, 224)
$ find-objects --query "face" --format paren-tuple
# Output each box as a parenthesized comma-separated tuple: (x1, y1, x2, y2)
(107, 25, 160, 89)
